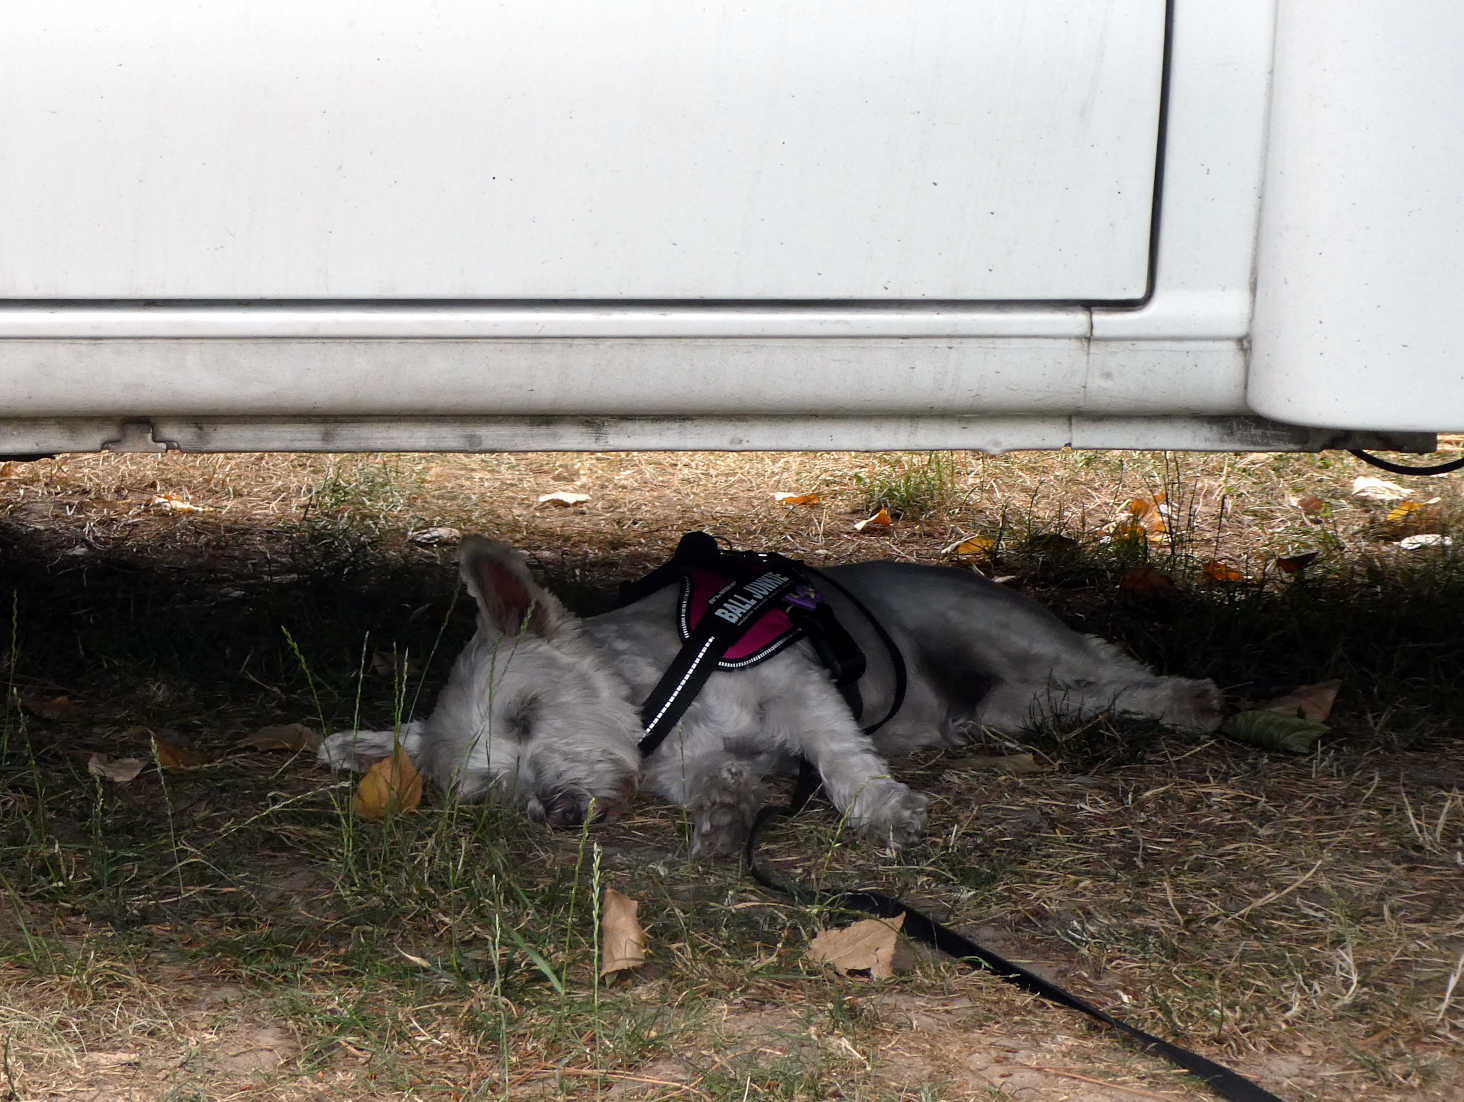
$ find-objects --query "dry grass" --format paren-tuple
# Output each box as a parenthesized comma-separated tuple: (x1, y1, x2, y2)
(1, 447, 1461, 1101)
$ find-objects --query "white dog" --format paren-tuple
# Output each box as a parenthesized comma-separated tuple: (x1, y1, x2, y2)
(319, 536, 1222, 856)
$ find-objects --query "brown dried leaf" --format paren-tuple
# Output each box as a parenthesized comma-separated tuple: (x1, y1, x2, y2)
(853, 507, 893, 533)
(87, 753, 146, 784)
(152, 737, 212, 771)
(241, 723, 323, 753)
(774, 492, 822, 507)
(956, 752, 1042, 775)
(1119, 565, 1178, 600)
(1275, 550, 1321, 575)
(1263, 679, 1342, 723)
(1294, 495, 1328, 518)
(353, 746, 423, 820)
(600, 888, 647, 977)
(0, 461, 16, 478)
(1201, 559, 1246, 584)
(805, 913, 910, 979)
(23, 694, 77, 722)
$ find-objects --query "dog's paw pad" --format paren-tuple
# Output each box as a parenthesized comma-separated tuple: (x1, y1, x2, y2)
(852, 780, 930, 848)
(1168, 679, 1224, 732)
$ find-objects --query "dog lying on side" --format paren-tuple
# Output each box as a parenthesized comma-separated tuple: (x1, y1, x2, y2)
(318, 537, 1222, 856)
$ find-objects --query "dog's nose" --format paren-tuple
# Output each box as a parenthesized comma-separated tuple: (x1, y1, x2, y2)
(540, 789, 589, 829)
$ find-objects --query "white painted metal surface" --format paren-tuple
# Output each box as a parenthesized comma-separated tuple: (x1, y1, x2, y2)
(1249, 1, 1464, 431)
(2, 0, 1461, 454)
(2, 0, 1161, 301)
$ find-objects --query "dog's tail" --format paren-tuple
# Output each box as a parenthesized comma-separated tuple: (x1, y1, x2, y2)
(317, 721, 425, 774)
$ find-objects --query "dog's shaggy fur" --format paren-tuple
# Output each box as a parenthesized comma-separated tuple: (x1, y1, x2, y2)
(319, 537, 1222, 856)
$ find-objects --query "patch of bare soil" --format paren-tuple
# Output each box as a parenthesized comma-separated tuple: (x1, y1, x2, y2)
(1, 449, 1461, 1102)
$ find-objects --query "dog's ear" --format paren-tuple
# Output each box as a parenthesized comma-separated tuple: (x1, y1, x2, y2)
(459, 537, 573, 639)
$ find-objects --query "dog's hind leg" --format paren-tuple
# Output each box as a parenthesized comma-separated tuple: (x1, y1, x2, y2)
(973, 631, 1222, 735)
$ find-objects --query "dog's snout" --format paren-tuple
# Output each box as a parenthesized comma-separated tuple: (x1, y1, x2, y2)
(538, 789, 590, 829)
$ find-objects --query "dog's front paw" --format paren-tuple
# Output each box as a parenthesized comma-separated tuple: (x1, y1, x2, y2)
(689, 760, 761, 860)
(849, 779, 930, 848)
(1163, 678, 1224, 733)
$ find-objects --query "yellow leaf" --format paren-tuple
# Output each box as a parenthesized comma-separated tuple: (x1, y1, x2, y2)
(600, 888, 647, 977)
(1201, 559, 1246, 583)
(1384, 500, 1443, 536)
(774, 492, 822, 507)
(805, 913, 911, 979)
(942, 534, 996, 557)
(853, 507, 893, 533)
(147, 493, 206, 514)
(353, 746, 423, 820)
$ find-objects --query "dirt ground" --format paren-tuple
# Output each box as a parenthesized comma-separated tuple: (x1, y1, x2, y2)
(0, 448, 1461, 1102)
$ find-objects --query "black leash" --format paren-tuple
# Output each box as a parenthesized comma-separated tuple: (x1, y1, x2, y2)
(746, 787, 1287, 1102)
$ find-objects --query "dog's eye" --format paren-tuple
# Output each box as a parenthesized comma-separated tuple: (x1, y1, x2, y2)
(505, 694, 538, 741)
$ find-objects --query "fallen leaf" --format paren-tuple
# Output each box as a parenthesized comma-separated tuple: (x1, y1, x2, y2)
(23, 694, 77, 722)
(774, 492, 822, 507)
(1119, 565, 1178, 600)
(1398, 533, 1453, 550)
(1293, 495, 1328, 518)
(87, 753, 146, 784)
(955, 752, 1041, 775)
(353, 746, 423, 820)
(1350, 476, 1410, 502)
(80, 1051, 141, 1070)
(0, 461, 16, 478)
(147, 493, 206, 514)
(1383, 501, 1444, 537)
(854, 507, 893, 533)
(537, 491, 590, 507)
(1275, 551, 1320, 575)
(1222, 710, 1328, 753)
(1110, 494, 1171, 543)
(1200, 559, 1246, 583)
(241, 723, 323, 753)
(1262, 679, 1342, 723)
(152, 737, 212, 771)
(408, 526, 462, 546)
(941, 534, 996, 557)
(600, 888, 647, 977)
(806, 913, 910, 979)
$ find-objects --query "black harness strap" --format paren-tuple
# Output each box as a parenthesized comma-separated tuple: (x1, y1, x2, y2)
(637, 564, 800, 757)
(624, 533, 905, 757)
